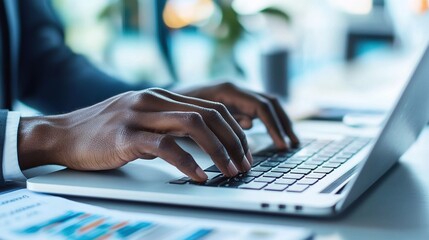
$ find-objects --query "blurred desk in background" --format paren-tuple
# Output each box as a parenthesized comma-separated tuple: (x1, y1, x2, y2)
(283, 47, 423, 121)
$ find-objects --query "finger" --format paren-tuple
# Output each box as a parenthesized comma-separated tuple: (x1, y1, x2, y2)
(260, 94, 300, 147)
(155, 90, 250, 152)
(158, 90, 252, 168)
(128, 111, 239, 177)
(137, 89, 251, 172)
(205, 87, 288, 150)
(131, 132, 208, 182)
(252, 95, 289, 149)
(233, 114, 253, 129)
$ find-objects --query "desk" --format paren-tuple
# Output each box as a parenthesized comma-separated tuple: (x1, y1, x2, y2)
(46, 122, 427, 240)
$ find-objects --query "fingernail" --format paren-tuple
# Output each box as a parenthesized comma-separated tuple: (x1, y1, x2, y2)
(195, 167, 208, 181)
(227, 161, 239, 176)
(246, 150, 254, 165)
(242, 155, 251, 171)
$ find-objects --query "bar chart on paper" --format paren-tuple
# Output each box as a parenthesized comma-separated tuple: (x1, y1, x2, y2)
(0, 189, 312, 240)
(16, 210, 222, 239)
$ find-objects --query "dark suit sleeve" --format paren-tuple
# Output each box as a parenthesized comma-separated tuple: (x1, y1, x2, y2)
(0, 110, 7, 185)
(17, 0, 154, 114)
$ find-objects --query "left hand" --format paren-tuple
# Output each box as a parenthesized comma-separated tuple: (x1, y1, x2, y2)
(177, 82, 300, 150)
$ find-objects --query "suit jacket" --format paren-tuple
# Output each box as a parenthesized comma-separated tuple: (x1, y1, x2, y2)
(0, 0, 153, 185)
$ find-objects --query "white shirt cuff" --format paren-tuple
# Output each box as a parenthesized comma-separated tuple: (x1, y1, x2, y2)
(2, 111, 26, 182)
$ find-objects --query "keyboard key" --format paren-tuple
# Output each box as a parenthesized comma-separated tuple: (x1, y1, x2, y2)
(252, 166, 272, 172)
(169, 179, 188, 184)
(323, 162, 341, 168)
(266, 158, 284, 163)
(329, 157, 348, 163)
(319, 150, 337, 155)
(287, 159, 305, 164)
(297, 178, 318, 185)
(263, 172, 284, 178)
(342, 151, 358, 155)
(264, 184, 288, 191)
(305, 160, 324, 166)
(239, 177, 255, 183)
(294, 149, 315, 158)
(254, 149, 276, 157)
(278, 163, 297, 168)
(312, 156, 330, 162)
(229, 176, 254, 183)
(298, 164, 318, 170)
(251, 156, 269, 167)
(318, 154, 335, 158)
(286, 184, 309, 192)
(274, 179, 296, 185)
(339, 152, 354, 158)
(205, 175, 229, 186)
(306, 173, 326, 179)
(260, 162, 280, 167)
(244, 171, 263, 178)
(238, 182, 267, 190)
(290, 156, 310, 161)
(314, 167, 334, 174)
(276, 152, 294, 158)
(290, 168, 311, 175)
(283, 173, 304, 179)
(255, 177, 275, 183)
(204, 165, 221, 172)
(271, 168, 291, 173)
(220, 181, 244, 188)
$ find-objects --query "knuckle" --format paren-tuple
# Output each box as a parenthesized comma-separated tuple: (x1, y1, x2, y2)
(123, 109, 138, 124)
(236, 131, 247, 145)
(263, 93, 277, 102)
(228, 139, 244, 155)
(134, 90, 155, 105)
(149, 87, 167, 94)
(186, 112, 204, 127)
(211, 144, 227, 159)
(212, 102, 228, 114)
(259, 99, 272, 112)
(203, 108, 222, 122)
(220, 82, 236, 90)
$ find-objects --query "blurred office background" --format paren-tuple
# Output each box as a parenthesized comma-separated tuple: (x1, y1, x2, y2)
(51, 0, 429, 119)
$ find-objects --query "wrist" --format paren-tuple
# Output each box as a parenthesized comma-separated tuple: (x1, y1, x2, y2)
(18, 115, 67, 170)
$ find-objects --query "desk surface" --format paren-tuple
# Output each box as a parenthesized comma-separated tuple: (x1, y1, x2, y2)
(51, 123, 428, 240)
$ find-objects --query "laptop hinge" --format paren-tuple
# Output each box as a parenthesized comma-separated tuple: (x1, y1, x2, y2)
(321, 166, 357, 194)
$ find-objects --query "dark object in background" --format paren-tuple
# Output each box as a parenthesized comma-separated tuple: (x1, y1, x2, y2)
(261, 48, 289, 99)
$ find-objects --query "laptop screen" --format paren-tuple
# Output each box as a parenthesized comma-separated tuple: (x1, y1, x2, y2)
(338, 44, 429, 210)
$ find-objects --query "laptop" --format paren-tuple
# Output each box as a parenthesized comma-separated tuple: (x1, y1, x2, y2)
(27, 45, 429, 217)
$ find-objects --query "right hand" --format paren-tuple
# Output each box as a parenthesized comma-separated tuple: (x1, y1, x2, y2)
(18, 88, 253, 182)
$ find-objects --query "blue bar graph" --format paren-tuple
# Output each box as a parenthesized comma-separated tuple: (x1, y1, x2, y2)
(16, 210, 217, 240)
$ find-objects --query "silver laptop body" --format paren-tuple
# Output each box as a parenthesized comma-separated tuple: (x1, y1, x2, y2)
(27, 45, 429, 217)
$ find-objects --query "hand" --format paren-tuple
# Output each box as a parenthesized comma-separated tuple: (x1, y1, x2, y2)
(18, 88, 253, 182)
(178, 82, 299, 149)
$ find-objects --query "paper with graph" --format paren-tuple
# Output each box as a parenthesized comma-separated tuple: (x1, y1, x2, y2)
(0, 189, 311, 240)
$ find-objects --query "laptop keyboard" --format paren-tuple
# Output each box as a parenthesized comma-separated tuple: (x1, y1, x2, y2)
(169, 137, 371, 193)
